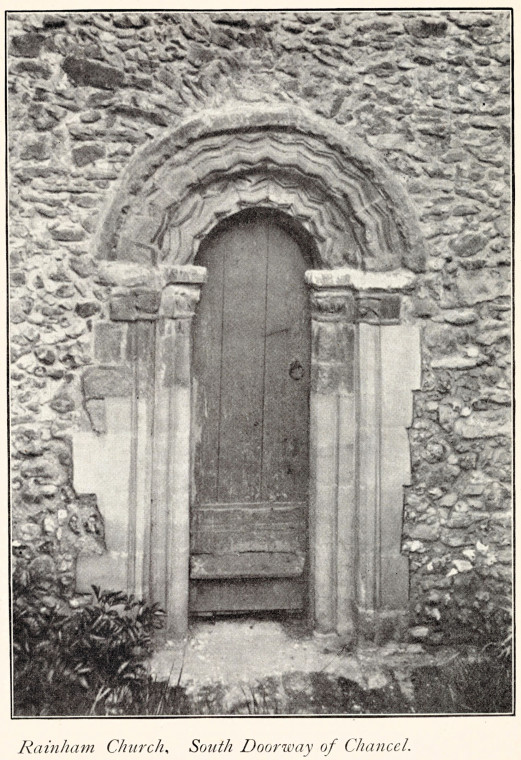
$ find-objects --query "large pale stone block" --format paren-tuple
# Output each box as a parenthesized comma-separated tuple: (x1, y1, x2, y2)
(381, 324, 421, 427)
(73, 398, 132, 594)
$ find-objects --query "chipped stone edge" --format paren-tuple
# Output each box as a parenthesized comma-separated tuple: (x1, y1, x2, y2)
(305, 267, 417, 292)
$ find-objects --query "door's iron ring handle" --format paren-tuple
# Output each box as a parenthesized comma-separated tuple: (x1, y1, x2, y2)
(289, 360, 304, 380)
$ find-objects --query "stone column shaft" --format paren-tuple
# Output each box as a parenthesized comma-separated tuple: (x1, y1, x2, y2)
(149, 274, 206, 637)
(306, 273, 356, 635)
(306, 268, 420, 642)
(355, 289, 420, 641)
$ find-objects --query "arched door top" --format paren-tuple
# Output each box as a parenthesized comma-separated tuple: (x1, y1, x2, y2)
(96, 104, 425, 274)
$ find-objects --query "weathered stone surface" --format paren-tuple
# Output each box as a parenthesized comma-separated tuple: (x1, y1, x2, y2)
(82, 366, 133, 399)
(406, 18, 448, 38)
(11, 60, 52, 79)
(110, 295, 137, 322)
(49, 393, 75, 414)
(135, 291, 162, 313)
(454, 410, 510, 439)
(96, 261, 159, 288)
(455, 270, 510, 306)
(49, 224, 86, 242)
(85, 399, 107, 434)
(61, 56, 126, 89)
(450, 233, 488, 257)
(72, 143, 106, 167)
(94, 323, 124, 364)
(442, 309, 477, 325)
(20, 138, 50, 161)
(10, 33, 45, 58)
(75, 301, 100, 318)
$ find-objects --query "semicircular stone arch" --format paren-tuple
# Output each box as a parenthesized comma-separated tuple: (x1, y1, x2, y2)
(96, 104, 425, 274)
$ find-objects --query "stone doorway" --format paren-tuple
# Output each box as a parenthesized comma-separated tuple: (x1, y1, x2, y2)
(72, 104, 424, 641)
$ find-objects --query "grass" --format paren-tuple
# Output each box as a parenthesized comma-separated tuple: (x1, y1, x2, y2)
(30, 654, 508, 716)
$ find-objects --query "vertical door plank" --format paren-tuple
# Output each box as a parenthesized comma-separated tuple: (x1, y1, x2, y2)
(217, 220, 268, 502)
(262, 224, 310, 502)
(192, 234, 225, 504)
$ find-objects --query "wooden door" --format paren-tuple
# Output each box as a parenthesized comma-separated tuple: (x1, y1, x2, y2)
(190, 213, 310, 614)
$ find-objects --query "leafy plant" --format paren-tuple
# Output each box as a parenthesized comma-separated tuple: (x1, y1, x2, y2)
(13, 583, 165, 716)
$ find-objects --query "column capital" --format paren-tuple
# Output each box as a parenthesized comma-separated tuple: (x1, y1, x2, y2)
(160, 283, 202, 319)
(308, 287, 356, 323)
(306, 271, 355, 323)
(306, 268, 413, 325)
(108, 266, 207, 322)
(356, 291, 401, 325)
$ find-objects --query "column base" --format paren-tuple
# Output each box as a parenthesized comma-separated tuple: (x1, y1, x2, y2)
(355, 605, 409, 644)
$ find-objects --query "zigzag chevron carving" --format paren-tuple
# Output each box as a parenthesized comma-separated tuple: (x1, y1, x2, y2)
(98, 106, 425, 273)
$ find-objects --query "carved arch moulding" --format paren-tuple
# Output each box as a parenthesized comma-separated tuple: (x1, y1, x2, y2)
(96, 104, 425, 274)
(74, 104, 425, 641)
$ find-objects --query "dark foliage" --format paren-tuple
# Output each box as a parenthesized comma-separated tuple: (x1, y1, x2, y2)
(410, 656, 512, 714)
(13, 583, 165, 716)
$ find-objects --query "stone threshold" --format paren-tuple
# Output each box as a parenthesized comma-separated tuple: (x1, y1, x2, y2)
(148, 617, 469, 713)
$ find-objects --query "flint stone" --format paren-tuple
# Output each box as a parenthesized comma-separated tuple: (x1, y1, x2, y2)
(35, 348, 55, 365)
(20, 138, 50, 161)
(446, 512, 474, 528)
(431, 354, 486, 370)
(50, 393, 75, 414)
(50, 225, 86, 242)
(439, 492, 458, 507)
(409, 625, 430, 640)
(72, 143, 106, 167)
(80, 110, 102, 123)
(11, 60, 52, 79)
(113, 13, 150, 28)
(62, 56, 125, 89)
(75, 301, 100, 318)
(454, 410, 510, 439)
(408, 523, 439, 541)
(10, 33, 45, 58)
(441, 530, 473, 547)
(450, 233, 488, 257)
(43, 15, 67, 29)
(110, 104, 168, 127)
(442, 309, 477, 325)
(69, 256, 97, 278)
(455, 270, 510, 306)
(470, 116, 499, 130)
(407, 17, 447, 37)
(476, 328, 510, 346)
